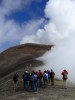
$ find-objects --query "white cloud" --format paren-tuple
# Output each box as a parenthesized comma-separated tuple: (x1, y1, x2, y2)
(0, 0, 44, 51)
(45, 0, 75, 39)
(0, 19, 43, 44)
(0, 0, 40, 15)
(20, 19, 44, 44)
(21, 0, 75, 44)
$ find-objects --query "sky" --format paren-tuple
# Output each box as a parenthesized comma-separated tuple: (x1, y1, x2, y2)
(0, 0, 49, 52)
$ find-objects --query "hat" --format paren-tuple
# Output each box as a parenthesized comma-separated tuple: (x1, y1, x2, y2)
(25, 71, 28, 73)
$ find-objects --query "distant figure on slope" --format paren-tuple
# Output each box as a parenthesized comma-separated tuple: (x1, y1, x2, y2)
(61, 69, 68, 89)
(13, 73, 19, 89)
(50, 69, 55, 85)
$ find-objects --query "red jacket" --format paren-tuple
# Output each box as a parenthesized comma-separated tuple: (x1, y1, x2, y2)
(61, 70, 68, 80)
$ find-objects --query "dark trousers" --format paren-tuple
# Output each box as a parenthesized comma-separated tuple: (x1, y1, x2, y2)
(38, 78, 42, 87)
(32, 80, 37, 92)
(51, 78, 54, 85)
(24, 81, 29, 90)
(43, 79, 48, 88)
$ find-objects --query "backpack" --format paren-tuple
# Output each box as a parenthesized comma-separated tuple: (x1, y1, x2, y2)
(31, 74, 37, 81)
(24, 75, 28, 81)
(13, 74, 18, 82)
(63, 73, 67, 79)
(43, 74, 47, 80)
(33, 74, 37, 81)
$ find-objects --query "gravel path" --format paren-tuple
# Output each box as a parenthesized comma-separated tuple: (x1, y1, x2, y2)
(0, 77, 75, 100)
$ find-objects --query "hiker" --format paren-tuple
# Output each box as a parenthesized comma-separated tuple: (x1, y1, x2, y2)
(50, 69, 55, 85)
(31, 72, 38, 92)
(48, 70, 51, 83)
(22, 72, 25, 88)
(35, 71, 38, 87)
(13, 73, 19, 89)
(43, 71, 48, 88)
(22, 71, 29, 90)
(61, 69, 68, 88)
(37, 70, 43, 87)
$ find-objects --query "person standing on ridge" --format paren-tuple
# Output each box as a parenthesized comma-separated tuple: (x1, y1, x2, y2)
(61, 69, 68, 89)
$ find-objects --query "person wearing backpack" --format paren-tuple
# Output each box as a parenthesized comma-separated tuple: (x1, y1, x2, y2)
(31, 72, 38, 92)
(61, 69, 68, 88)
(43, 71, 48, 88)
(50, 69, 55, 85)
(22, 71, 29, 90)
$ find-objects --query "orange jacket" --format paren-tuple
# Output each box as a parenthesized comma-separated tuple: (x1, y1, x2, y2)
(37, 70, 43, 79)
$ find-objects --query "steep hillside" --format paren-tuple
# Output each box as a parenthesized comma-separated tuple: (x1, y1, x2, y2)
(0, 43, 75, 100)
(0, 43, 53, 78)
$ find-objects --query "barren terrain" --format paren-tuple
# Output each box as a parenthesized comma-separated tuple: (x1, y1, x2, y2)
(0, 43, 75, 100)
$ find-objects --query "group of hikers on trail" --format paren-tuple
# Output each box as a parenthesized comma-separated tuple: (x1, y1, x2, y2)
(13, 69, 68, 92)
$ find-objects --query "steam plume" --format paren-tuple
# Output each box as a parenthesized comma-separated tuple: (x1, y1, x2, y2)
(21, 0, 75, 83)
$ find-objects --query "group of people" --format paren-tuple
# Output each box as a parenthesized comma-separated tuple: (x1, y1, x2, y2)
(13, 69, 68, 92)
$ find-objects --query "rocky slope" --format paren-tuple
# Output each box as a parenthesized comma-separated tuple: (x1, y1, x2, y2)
(0, 43, 53, 78)
(0, 43, 75, 100)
